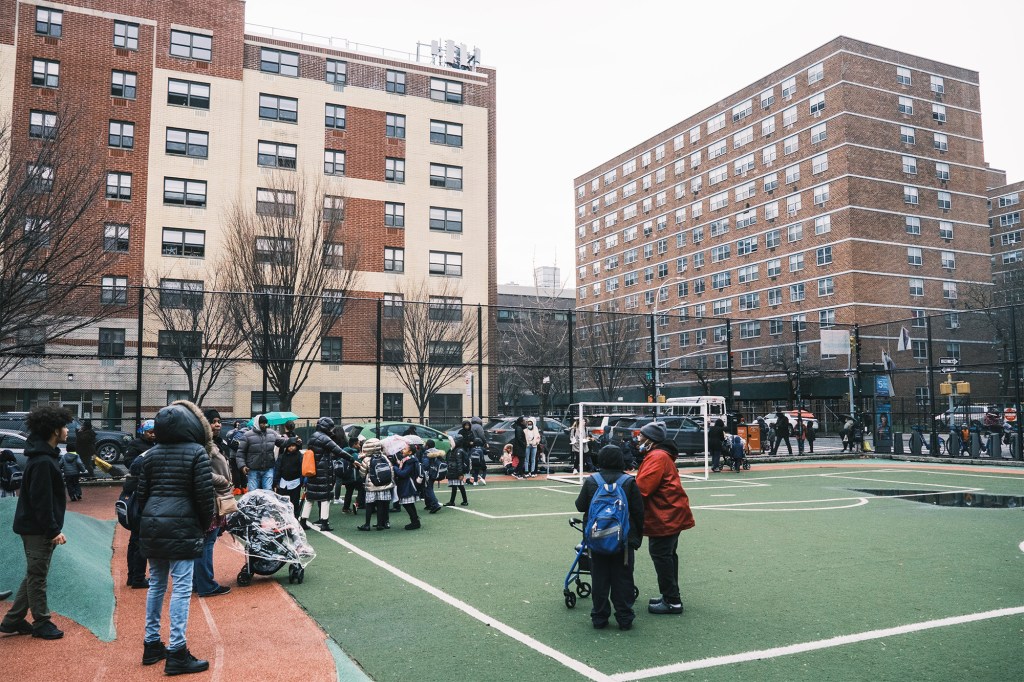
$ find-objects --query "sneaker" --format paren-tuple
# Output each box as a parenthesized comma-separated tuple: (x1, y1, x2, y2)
(142, 639, 168, 665)
(198, 585, 231, 597)
(618, 622, 633, 631)
(164, 646, 209, 676)
(592, 621, 608, 629)
(0, 619, 33, 635)
(460, 501, 469, 506)
(128, 580, 149, 589)
(428, 506, 442, 514)
(404, 521, 421, 530)
(31, 621, 64, 639)
(648, 601, 683, 615)
(478, 479, 486, 485)
(648, 597, 664, 606)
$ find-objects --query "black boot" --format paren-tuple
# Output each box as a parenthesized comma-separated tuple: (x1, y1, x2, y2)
(403, 503, 420, 530)
(142, 639, 167, 666)
(164, 646, 209, 676)
(318, 520, 333, 532)
(299, 518, 309, 530)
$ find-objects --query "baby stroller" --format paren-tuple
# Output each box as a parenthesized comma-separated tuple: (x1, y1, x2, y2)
(722, 434, 751, 471)
(562, 518, 638, 608)
(226, 489, 316, 586)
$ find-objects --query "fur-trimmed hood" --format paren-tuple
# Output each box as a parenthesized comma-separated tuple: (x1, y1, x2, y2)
(152, 400, 214, 456)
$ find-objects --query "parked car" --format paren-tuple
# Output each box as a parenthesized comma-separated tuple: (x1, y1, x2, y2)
(933, 405, 993, 431)
(759, 410, 819, 432)
(0, 429, 67, 469)
(484, 417, 571, 461)
(0, 412, 132, 464)
(343, 421, 455, 452)
(610, 416, 706, 456)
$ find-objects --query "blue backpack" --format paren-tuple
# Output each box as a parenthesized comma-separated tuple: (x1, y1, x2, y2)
(585, 473, 631, 556)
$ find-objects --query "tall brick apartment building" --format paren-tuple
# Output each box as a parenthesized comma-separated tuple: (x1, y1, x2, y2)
(573, 36, 994, 401)
(988, 177, 1024, 303)
(0, 0, 496, 427)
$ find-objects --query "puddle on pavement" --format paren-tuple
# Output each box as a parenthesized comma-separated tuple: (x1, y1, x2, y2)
(851, 489, 1024, 508)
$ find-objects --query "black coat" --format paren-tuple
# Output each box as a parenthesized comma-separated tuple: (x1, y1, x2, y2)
(124, 436, 153, 467)
(775, 414, 791, 437)
(512, 422, 527, 457)
(708, 423, 726, 452)
(304, 429, 350, 502)
(136, 402, 215, 560)
(12, 438, 65, 539)
(76, 428, 97, 460)
(446, 447, 470, 479)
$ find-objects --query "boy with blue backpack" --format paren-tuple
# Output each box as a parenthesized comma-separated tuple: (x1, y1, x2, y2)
(573, 445, 644, 631)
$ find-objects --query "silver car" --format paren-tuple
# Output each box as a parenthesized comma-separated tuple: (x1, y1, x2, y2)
(0, 429, 67, 469)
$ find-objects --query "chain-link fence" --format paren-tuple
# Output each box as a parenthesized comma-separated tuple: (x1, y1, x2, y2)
(0, 286, 1020, 455)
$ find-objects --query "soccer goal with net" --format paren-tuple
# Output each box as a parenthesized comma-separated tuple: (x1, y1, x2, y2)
(549, 401, 711, 485)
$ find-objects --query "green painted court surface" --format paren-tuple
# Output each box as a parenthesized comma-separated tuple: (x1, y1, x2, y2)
(280, 462, 1024, 681)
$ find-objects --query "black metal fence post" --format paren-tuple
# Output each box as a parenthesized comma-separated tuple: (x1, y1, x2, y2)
(477, 304, 484, 417)
(1011, 305, 1023, 458)
(567, 310, 575, 406)
(375, 298, 383, 429)
(261, 292, 269, 413)
(135, 285, 144, 427)
(926, 314, 938, 453)
(725, 318, 733, 411)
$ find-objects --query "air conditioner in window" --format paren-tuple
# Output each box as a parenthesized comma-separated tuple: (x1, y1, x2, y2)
(788, 209, 798, 217)
(813, 111, 822, 118)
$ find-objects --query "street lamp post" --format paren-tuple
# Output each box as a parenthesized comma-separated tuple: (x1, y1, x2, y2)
(652, 276, 690, 403)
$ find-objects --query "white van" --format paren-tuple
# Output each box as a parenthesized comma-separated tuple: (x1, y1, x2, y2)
(664, 396, 728, 423)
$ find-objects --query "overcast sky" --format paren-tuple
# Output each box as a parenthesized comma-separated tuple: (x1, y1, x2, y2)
(247, 0, 1023, 289)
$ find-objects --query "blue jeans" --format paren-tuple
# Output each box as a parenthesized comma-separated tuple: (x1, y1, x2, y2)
(146, 558, 195, 651)
(525, 446, 538, 473)
(192, 529, 220, 595)
(248, 468, 274, 491)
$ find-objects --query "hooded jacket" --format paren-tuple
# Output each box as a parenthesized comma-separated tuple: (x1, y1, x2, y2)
(60, 451, 87, 477)
(525, 424, 541, 447)
(276, 438, 303, 482)
(13, 437, 66, 539)
(635, 439, 695, 537)
(512, 417, 527, 457)
(470, 416, 487, 445)
(236, 415, 279, 471)
(304, 427, 351, 501)
(136, 401, 216, 560)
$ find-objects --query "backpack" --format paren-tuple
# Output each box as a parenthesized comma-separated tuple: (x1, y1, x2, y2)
(368, 454, 393, 487)
(469, 446, 485, 467)
(115, 488, 140, 531)
(584, 473, 631, 556)
(431, 456, 447, 480)
(1, 461, 22, 492)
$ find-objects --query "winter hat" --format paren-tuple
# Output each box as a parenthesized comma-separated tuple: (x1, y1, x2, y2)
(640, 421, 667, 443)
(317, 416, 335, 432)
(361, 438, 383, 455)
(597, 444, 625, 470)
(202, 408, 221, 423)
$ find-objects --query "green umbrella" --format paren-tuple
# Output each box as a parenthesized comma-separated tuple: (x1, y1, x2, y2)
(248, 411, 299, 428)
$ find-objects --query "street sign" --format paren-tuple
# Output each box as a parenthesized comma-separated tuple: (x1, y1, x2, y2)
(843, 370, 856, 377)
(938, 357, 959, 366)
(943, 367, 958, 373)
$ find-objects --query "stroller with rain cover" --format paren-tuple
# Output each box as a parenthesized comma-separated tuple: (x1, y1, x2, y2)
(562, 518, 639, 608)
(226, 489, 316, 586)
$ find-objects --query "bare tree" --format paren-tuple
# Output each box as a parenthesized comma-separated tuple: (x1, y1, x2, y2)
(384, 278, 480, 421)
(144, 273, 243, 404)
(765, 343, 822, 408)
(497, 288, 572, 415)
(958, 273, 1024, 393)
(222, 172, 360, 410)
(575, 309, 645, 401)
(0, 100, 117, 378)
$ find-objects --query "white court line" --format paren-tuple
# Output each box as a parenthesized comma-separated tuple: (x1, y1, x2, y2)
(456, 506, 577, 519)
(537, 486, 580, 496)
(820, 473, 984, 488)
(608, 605, 1024, 681)
(197, 594, 226, 682)
(695, 497, 870, 512)
(315, 529, 611, 682)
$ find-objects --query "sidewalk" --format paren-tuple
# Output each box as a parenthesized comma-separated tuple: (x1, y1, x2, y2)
(1, 487, 339, 682)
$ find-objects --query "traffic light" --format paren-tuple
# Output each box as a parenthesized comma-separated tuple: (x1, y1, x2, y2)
(728, 351, 735, 368)
(849, 335, 858, 354)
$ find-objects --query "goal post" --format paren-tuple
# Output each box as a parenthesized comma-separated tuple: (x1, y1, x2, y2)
(548, 401, 710, 485)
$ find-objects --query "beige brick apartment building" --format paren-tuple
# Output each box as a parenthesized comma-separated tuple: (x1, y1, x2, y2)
(0, 0, 496, 428)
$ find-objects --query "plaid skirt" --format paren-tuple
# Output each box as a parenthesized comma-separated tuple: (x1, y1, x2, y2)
(447, 479, 465, 488)
(398, 494, 418, 505)
(365, 488, 394, 503)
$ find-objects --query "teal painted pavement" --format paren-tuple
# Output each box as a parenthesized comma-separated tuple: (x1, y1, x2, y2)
(0, 498, 116, 641)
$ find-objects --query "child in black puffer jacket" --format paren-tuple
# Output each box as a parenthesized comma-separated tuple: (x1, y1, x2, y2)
(60, 446, 88, 501)
(275, 438, 303, 519)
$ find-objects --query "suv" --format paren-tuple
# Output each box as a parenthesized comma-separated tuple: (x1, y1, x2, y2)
(0, 412, 133, 464)
(933, 405, 993, 431)
(610, 416, 706, 456)
(484, 417, 571, 461)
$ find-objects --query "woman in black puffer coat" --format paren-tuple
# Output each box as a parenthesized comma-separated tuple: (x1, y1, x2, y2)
(136, 401, 215, 560)
(298, 417, 353, 532)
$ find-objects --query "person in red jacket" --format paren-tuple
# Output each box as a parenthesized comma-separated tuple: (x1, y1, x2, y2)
(634, 421, 695, 615)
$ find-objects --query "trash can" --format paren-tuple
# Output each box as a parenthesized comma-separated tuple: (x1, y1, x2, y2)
(893, 432, 904, 455)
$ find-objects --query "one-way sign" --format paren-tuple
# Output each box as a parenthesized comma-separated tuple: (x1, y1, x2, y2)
(939, 357, 959, 366)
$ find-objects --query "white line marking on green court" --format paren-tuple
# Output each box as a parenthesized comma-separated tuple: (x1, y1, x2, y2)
(695, 497, 870, 511)
(316, 529, 612, 682)
(608, 605, 1024, 680)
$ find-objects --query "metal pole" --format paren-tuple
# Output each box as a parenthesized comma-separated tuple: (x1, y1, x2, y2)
(261, 292, 269, 413)
(850, 324, 859, 417)
(795, 320, 803, 448)
(650, 312, 658, 402)
(926, 314, 938, 452)
(725, 318, 733, 412)
(135, 285, 144, 427)
(376, 298, 383, 429)
(567, 310, 575, 406)
(477, 304, 484, 417)
(1011, 305, 1023, 458)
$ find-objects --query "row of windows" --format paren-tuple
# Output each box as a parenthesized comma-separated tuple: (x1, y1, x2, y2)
(579, 60, 953, 198)
(32, 9, 467, 102)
